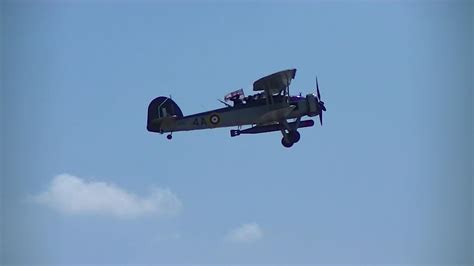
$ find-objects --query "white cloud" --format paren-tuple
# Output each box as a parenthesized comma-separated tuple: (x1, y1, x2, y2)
(32, 173, 182, 218)
(226, 222, 263, 243)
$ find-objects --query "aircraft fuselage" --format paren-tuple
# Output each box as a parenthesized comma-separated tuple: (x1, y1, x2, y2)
(152, 95, 318, 133)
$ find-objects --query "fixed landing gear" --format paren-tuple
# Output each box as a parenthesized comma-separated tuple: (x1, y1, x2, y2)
(281, 137, 294, 148)
(281, 130, 300, 148)
(279, 118, 302, 148)
(166, 133, 173, 140)
(289, 130, 300, 143)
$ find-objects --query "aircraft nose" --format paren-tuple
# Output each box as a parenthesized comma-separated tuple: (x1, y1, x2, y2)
(320, 101, 326, 111)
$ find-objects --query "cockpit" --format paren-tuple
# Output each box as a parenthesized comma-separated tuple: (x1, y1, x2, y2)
(243, 92, 266, 103)
(224, 89, 288, 108)
(222, 69, 297, 108)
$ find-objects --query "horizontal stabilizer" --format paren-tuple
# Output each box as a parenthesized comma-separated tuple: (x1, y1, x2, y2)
(150, 115, 177, 127)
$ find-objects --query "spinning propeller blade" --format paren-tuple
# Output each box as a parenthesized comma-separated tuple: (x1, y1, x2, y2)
(315, 75, 326, 126)
(316, 76, 321, 100)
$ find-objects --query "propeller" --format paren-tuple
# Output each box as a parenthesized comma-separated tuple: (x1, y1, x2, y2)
(315, 76, 326, 125)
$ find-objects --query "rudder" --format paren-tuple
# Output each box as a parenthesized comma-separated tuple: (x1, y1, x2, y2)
(147, 96, 183, 132)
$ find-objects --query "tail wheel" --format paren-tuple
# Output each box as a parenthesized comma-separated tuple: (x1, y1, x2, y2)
(289, 130, 300, 143)
(281, 137, 293, 148)
(167, 134, 173, 140)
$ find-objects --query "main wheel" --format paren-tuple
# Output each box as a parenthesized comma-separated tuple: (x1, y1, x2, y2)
(289, 130, 300, 143)
(281, 137, 293, 148)
(167, 134, 173, 140)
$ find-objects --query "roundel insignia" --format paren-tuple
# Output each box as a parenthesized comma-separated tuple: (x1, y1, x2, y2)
(209, 113, 221, 125)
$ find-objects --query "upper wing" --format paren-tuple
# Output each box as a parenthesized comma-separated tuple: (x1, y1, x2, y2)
(253, 69, 296, 94)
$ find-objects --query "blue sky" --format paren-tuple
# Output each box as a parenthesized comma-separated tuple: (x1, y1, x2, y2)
(1, 1, 472, 265)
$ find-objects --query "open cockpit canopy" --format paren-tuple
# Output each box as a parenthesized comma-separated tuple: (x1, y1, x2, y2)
(253, 69, 296, 95)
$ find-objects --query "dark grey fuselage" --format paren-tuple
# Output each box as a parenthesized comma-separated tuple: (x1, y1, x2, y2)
(156, 95, 317, 133)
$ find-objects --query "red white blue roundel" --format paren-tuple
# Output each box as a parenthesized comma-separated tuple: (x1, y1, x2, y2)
(209, 114, 220, 125)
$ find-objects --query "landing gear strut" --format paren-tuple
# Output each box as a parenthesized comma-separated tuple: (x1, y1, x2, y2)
(279, 118, 302, 148)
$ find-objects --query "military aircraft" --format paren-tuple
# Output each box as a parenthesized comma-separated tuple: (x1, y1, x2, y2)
(147, 69, 326, 148)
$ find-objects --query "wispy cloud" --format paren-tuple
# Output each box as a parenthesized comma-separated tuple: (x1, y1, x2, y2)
(32, 174, 182, 218)
(226, 222, 263, 243)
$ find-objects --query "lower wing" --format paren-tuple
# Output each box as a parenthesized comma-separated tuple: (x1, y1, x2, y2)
(258, 105, 296, 124)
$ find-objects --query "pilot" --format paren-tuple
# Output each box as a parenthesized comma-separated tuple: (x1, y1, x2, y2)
(245, 95, 253, 103)
(231, 94, 242, 106)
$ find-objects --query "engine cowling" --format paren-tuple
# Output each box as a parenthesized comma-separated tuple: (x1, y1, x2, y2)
(306, 94, 318, 116)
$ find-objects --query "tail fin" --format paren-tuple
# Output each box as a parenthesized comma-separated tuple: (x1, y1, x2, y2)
(147, 96, 183, 132)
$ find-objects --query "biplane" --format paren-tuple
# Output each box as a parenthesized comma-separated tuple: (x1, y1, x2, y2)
(147, 69, 326, 148)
